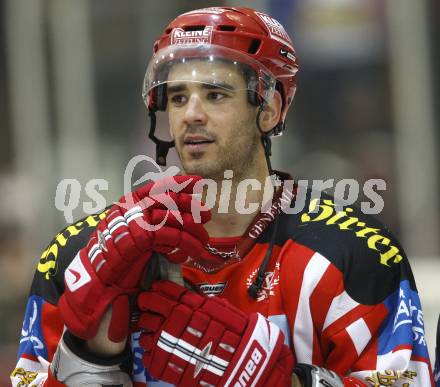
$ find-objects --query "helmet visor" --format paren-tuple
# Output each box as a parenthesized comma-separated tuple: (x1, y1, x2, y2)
(143, 44, 277, 109)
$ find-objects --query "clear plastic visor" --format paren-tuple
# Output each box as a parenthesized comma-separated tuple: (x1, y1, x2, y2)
(142, 44, 277, 107)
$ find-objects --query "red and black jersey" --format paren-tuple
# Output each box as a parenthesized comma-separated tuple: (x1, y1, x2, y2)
(12, 174, 434, 386)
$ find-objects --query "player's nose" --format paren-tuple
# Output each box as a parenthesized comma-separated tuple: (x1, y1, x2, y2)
(183, 94, 207, 126)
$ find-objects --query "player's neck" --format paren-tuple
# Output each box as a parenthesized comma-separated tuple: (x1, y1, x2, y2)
(203, 160, 273, 238)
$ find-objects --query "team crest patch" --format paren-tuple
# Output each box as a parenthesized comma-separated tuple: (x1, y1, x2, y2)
(246, 262, 280, 302)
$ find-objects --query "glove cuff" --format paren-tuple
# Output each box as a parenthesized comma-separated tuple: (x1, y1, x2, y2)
(49, 330, 132, 386)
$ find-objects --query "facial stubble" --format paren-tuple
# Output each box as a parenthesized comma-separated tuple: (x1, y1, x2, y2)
(177, 117, 261, 181)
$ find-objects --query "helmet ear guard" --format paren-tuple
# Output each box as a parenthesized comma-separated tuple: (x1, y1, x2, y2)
(154, 84, 168, 112)
(147, 109, 174, 167)
(147, 84, 173, 166)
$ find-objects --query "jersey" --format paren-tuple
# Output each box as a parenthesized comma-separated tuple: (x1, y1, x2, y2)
(11, 175, 435, 386)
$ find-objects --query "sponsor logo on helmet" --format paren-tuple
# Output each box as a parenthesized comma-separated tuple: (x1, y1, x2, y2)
(197, 282, 226, 297)
(255, 12, 292, 48)
(171, 26, 213, 45)
(279, 48, 296, 62)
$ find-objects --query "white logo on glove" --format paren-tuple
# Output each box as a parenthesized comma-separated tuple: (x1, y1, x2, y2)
(65, 253, 92, 292)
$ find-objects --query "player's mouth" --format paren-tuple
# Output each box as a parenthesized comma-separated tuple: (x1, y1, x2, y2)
(183, 135, 215, 151)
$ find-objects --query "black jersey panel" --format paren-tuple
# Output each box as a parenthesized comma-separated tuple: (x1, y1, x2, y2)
(30, 211, 108, 304)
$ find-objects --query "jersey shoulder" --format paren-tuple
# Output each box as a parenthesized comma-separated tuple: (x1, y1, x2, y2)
(275, 189, 415, 304)
(30, 210, 108, 304)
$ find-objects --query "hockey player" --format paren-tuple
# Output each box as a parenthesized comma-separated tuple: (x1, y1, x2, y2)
(12, 7, 434, 387)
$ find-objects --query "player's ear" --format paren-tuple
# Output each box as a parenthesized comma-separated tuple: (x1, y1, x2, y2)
(258, 90, 282, 134)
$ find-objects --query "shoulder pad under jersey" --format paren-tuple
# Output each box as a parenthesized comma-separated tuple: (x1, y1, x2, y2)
(274, 189, 415, 305)
(30, 210, 108, 304)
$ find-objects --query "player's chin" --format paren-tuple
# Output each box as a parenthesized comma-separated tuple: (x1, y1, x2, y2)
(181, 155, 219, 177)
(182, 160, 209, 176)
(182, 145, 216, 163)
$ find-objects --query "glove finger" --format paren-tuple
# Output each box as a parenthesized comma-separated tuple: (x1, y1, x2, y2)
(151, 175, 203, 195)
(149, 208, 186, 228)
(138, 312, 164, 332)
(201, 298, 248, 335)
(108, 295, 130, 343)
(175, 193, 211, 224)
(152, 227, 207, 259)
(92, 209, 144, 282)
(159, 309, 211, 385)
(214, 330, 241, 362)
(151, 280, 188, 301)
(179, 288, 206, 309)
(165, 248, 190, 264)
(108, 228, 143, 261)
(181, 212, 209, 243)
(199, 329, 242, 387)
(147, 303, 194, 381)
(176, 230, 207, 257)
(104, 207, 144, 259)
(152, 226, 181, 247)
(139, 332, 156, 353)
(137, 291, 178, 316)
(126, 217, 154, 251)
(157, 360, 185, 386)
(168, 211, 210, 244)
(116, 252, 151, 289)
(136, 190, 210, 224)
(166, 191, 211, 224)
(135, 175, 203, 200)
(150, 210, 209, 246)
(180, 318, 226, 385)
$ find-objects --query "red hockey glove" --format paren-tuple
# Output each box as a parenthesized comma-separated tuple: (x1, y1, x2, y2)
(58, 175, 210, 342)
(137, 280, 294, 386)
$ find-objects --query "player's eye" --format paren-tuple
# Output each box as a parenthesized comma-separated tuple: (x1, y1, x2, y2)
(207, 91, 228, 102)
(170, 94, 187, 106)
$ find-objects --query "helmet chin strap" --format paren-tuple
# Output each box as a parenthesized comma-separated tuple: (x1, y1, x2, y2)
(148, 110, 175, 166)
(248, 102, 280, 299)
(256, 102, 274, 176)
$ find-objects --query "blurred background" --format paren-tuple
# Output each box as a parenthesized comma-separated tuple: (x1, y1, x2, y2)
(0, 0, 439, 382)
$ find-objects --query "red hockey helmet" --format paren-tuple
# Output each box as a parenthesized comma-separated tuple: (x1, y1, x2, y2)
(143, 7, 299, 136)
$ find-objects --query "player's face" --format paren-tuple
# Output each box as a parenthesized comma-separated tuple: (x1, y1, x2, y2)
(167, 60, 260, 179)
